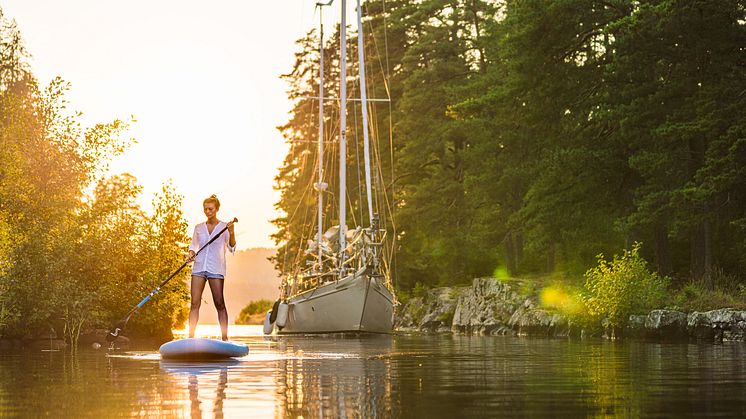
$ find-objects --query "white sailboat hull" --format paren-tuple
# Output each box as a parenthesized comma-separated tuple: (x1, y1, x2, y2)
(278, 267, 394, 334)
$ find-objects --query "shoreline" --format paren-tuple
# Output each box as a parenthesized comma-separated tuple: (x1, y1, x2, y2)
(395, 278, 746, 343)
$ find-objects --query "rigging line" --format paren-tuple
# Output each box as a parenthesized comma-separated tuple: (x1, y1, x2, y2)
(281, 138, 321, 274)
(381, 1, 398, 292)
(365, 5, 391, 100)
(352, 81, 365, 226)
(381, 0, 391, 82)
(359, 0, 397, 289)
(355, 12, 383, 226)
(278, 161, 315, 277)
(349, 31, 366, 226)
(282, 4, 330, 283)
(362, 0, 395, 220)
(370, 0, 395, 200)
(366, 60, 382, 217)
(362, 66, 393, 237)
(294, 105, 333, 273)
(299, 96, 390, 102)
(290, 148, 322, 275)
(365, 19, 388, 102)
(370, 112, 397, 280)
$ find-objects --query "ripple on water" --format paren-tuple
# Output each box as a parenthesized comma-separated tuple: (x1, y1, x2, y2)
(2, 331, 746, 417)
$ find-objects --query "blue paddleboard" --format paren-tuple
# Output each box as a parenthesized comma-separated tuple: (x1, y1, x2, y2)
(159, 338, 249, 360)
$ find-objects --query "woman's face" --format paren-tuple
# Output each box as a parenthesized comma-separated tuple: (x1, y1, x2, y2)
(203, 202, 218, 219)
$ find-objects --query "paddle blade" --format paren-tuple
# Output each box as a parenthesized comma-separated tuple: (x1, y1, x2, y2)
(106, 319, 128, 342)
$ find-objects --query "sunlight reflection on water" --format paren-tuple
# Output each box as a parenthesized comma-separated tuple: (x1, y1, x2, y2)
(3, 327, 746, 417)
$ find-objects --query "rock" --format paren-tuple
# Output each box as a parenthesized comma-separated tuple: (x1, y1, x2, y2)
(394, 296, 424, 331)
(643, 310, 687, 339)
(688, 309, 746, 342)
(509, 304, 568, 337)
(394, 276, 746, 343)
(627, 315, 647, 338)
(395, 287, 465, 332)
(451, 278, 523, 335)
(418, 288, 462, 332)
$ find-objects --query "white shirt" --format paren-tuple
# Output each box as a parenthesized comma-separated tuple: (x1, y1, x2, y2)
(189, 221, 236, 276)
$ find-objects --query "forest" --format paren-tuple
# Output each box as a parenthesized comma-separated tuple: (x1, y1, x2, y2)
(1, 0, 745, 343)
(0, 9, 189, 343)
(271, 0, 746, 299)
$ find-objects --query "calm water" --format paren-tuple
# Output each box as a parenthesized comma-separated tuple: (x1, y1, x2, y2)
(2, 325, 746, 418)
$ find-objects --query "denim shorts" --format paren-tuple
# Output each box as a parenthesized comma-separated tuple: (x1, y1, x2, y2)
(192, 271, 224, 280)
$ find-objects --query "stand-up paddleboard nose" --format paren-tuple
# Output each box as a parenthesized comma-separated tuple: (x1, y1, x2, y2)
(159, 338, 249, 360)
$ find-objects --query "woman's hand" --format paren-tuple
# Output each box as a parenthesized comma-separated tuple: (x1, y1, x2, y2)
(186, 250, 196, 263)
(227, 219, 237, 248)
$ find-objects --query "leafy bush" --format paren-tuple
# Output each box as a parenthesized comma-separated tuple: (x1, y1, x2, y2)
(412, 282, 429, 298)
(0, 36, 189, 342)
(235, 299, 273, 324)
(582, 243, 669, 329)
(670, 281, 746, 312)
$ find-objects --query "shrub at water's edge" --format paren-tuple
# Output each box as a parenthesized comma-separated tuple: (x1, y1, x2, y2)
(394, 241, 746, 341)
(578, 243, 669, 332)
(235, 299, 273, 325)
(0, 13, 189, 346)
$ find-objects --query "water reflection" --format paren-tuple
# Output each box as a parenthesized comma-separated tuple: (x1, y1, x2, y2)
(160, 361, 235, 419)
(273, 335, 394, 418)
(3, 328, 746, 417)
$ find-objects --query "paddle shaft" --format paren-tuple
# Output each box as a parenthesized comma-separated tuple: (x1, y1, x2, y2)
(107, 218, 237, 341)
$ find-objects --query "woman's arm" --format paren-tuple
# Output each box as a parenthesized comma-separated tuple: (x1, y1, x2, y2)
(187, 225, 199, 261)
(227, 219, 236, 248)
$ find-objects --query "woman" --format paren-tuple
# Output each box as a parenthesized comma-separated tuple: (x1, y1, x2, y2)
(187, 194, 236, 341)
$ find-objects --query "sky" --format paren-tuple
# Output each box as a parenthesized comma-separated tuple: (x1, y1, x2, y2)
(1, 0, 356, 249)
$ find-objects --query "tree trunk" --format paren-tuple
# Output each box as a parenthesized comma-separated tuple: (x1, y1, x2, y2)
(703, 218, 713, 290)
(546, 242, 556, 273)
(690, 224, 705, 282)
(505, 233, 517, 277)
(515, 232, 524, 268)
(653, 223, 673, 277)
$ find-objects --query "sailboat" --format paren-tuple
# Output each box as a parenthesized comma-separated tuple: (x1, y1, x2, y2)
(264, 0, 395, 334)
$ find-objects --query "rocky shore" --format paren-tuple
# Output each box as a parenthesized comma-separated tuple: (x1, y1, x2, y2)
(395, 278, 746, 343)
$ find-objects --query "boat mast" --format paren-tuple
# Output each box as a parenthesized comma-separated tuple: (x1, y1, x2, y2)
(356, 0, 374, 225)
(316, 5, 326, 269)
(339, 0, 347, 275)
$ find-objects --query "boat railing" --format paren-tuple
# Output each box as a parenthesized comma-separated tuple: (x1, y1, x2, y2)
(283, 227, 391, 298)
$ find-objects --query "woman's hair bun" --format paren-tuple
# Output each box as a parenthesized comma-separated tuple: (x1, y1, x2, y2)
(203, 194, 221, 209)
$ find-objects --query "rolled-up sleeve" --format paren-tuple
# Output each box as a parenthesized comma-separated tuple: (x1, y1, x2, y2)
(189, 226, 200, 253)
(225, 228, 236, 255)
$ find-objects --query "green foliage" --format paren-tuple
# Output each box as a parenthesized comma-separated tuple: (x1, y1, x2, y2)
(409, 303, 427, 326)
(670, 283, 746, 312)
(582, 244, 669, 329)
(436, 308, 455, 325)
(670, 269, 746, 312)
(0, 9, 189, 344)
(235, 299, 274, 324)
(271, 0, 746, 293)
(412, 282, 429, 299)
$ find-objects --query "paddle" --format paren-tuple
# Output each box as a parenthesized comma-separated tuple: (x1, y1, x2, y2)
(106, 218, 238, 342)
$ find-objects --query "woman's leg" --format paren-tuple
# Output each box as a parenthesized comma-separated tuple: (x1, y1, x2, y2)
(189, 275, 207, 338)
(208, 279, 228, 341)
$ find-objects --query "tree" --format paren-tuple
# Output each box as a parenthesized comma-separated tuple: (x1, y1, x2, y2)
(0, 8, 191, 342)
(605, 0, 746, 287)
